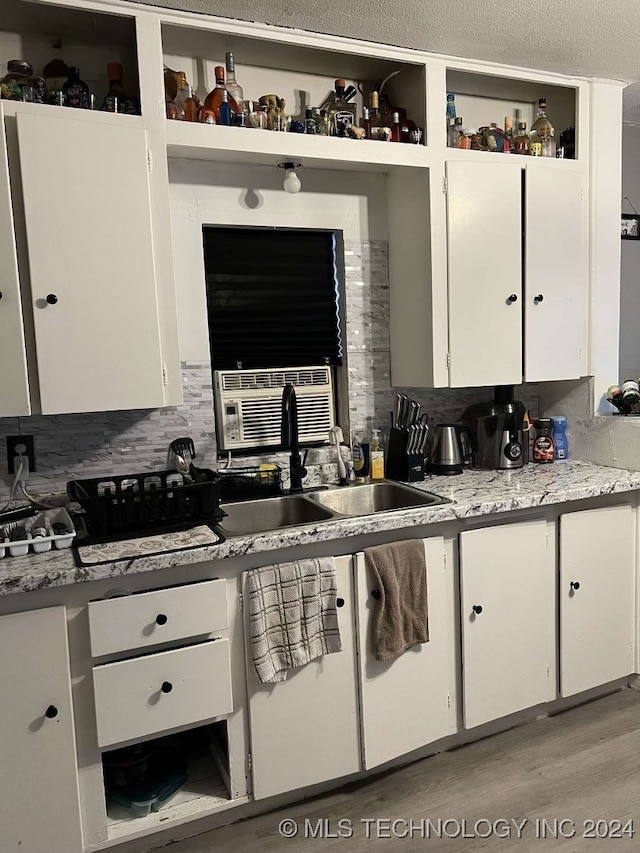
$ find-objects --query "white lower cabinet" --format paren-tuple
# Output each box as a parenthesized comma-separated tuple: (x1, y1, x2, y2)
(0, 607, 83, 853)
(354, 537, 454, 769)
(244, 556, 361, 800)
(460, 520, 556, 728)
(559, 505, 636, 697)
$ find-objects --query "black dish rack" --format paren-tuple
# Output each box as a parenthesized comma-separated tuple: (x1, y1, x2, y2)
(216, 465, 283, 502)
(67, 469, 223, 537)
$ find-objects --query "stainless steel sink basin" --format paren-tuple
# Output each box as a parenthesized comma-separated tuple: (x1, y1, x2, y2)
(308, 481, 449, 516)
(217, 495, 335, 537)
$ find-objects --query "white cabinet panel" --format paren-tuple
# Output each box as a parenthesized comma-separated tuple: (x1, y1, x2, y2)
(245, 557, 361, 800)
(460, 520, 555, 728)
(0, 607, 83, 853)
(17, 113, 164, 414)
(0, 105, 30, 416)
(560, 505, 635, 697)
(446, 160, 522, 387)
(355, 538, 454, 770)
(525, 167, 585, 381)
(93, 639, 232, 747)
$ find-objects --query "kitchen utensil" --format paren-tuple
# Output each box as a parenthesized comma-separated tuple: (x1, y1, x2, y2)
(168, 437, 196, 461)
(173, 454, 194, 484)
(429, 424, 474, 475)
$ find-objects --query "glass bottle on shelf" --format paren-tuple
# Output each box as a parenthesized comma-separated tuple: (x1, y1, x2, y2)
(43, 58, 69, 105)
(173, 71, 190, 118)
(368, 91, 390, 141)
(224, 52, 244, 106)
(315, 108, 328, 136)
(514, 122, 530, 155)
(1, 60, 35, 101)
(447, 117, 458, 148)
(101, 63, 133, 114)
(390, 111, 402, 143)
(182, 85, 199, 122)
(328, 79, 355, 137)
(202, 66, 239, 123)
(218, 90, 232, 126)
(529, 98, 556, 157)
(63, 66, 90, 109)
(361, 105, 370, 139)
(305, 107, 316, 134)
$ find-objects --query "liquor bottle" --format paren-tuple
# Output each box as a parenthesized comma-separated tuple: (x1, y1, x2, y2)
(390, 111, 402, 143)
(182, 85, 199, 122)
(513, 122, 530, 155)
(173, 71, 189, 118)
(368, 91, 390, 141)
(102, 63, 128, 113)
(328, 79, 355, 137)
(446, 92, 456, 121)
(361, 105, 371, 139)
(63, 66, 90, 109)
(447, 117, 458, 148)
(224, 52, 244, 106)
(202, 66, 239, 123)
(504, 115, 513, 151)
(529, 98, 556, 158)
(218, 90, 232, 126)
(454, 116, 463, 145)
(304, 107, 316, 134)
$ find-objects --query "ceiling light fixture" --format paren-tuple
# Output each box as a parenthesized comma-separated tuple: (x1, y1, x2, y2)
(277, 161, 302, 194)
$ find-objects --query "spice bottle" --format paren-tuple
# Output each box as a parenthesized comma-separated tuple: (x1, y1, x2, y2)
(533, 418, 555, 463)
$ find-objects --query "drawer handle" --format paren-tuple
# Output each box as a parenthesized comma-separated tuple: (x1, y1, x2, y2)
(45, 704, 58, 719)
(155, 613, 168, 626)
(507, 294, 518, 304)
(336, 597, 345, 608)
(46, 293, 59, 305)
(371, 589, 381, 600)
(472, 604, 483, 615)
(161, 681, 173, 694)
(570, 581, 580, 591)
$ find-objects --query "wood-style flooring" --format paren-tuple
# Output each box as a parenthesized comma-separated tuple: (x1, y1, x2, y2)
(162, 688, 640, 852)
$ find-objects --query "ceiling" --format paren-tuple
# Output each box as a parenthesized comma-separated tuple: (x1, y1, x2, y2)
(134, 0, 640, 121)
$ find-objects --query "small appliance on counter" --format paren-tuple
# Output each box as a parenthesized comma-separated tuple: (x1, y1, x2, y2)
(462, 385, 526, 470)
(428, 424, 473, 475)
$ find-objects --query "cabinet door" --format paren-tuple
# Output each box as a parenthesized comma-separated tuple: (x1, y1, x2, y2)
(446, 161, 522, 387)
(244, 556, 360, 800)
(525, 167, 585, 381)
(0, 607, 83, 852)
(0, 106, 30, 416)
(560, 505, 635, 697)
(355, 537, 454, 770)
(17, 113, 164, 414)
(460, 520, 555, 728)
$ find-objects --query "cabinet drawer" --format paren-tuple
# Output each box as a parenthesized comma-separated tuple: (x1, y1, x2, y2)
(93, 639, 232, 747)
(88, 580, 228, 657)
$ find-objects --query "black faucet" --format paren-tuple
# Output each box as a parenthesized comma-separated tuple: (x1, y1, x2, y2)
(281, 383, 307, 493)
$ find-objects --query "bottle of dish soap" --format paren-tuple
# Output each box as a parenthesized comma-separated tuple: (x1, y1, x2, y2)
(352, 432, 370, 484)
(370, 429, 385, 480)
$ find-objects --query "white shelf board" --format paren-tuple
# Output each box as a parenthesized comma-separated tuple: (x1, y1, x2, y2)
(105, 753, 244, 845)
(442, 146, 582, 169)
(165, 121, 432, 173)
(1, 99, 144, 129)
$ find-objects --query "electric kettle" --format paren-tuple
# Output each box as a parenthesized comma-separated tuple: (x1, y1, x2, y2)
(429, 423, 473, 475)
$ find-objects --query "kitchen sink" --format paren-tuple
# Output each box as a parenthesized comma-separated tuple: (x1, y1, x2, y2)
(217, 495, 335, 537)
(307, 481, 449, 516)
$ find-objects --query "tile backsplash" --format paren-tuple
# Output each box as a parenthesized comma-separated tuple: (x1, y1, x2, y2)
(0, 239, 538, 496)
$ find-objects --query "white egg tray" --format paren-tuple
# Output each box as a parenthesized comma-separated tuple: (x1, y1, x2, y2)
(0, 507, 76, 558)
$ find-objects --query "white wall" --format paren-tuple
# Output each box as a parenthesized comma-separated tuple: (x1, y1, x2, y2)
(168, 158, 388, 362)
(619, 124, 640, 380)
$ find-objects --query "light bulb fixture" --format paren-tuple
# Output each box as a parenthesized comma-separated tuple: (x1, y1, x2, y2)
(277, 161, 302, 194)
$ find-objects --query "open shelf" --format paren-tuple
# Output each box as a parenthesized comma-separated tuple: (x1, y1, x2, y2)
(103, 723, 239, 843)
(446, 68, 577, 158)
(161, 22, 426, 141)
(0, 0, 140, 114)
(166, 120, 431, 173)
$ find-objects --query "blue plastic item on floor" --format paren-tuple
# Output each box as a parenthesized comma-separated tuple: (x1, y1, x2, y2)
(108, 767, 188, 818)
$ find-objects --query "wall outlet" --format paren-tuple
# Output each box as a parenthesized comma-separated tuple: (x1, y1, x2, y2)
(7, 435, 36, 474)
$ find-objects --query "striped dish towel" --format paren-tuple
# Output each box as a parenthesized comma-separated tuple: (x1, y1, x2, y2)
(247, 557, 342, 684)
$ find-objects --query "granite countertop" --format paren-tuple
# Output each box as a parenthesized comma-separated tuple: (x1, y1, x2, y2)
(2, 460, 640, 597)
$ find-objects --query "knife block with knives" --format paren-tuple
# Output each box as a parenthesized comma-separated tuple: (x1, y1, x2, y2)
(386, 427, 425, 482)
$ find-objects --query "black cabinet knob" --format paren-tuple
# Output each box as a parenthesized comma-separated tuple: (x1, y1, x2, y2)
(46, 293, 58, 305)
(155, 613, 168, 625)
(570, 581, 580, 591)
(472, 605, 483, 615)
(161, 681, 173, 694)
(534, 294, 544, 303)
(507, 294, 518, 303)
(0, 291, 3, 300)
(336, 597, 345, 608)
(371, 589, 381, 600)
(45, 704, 58, 719)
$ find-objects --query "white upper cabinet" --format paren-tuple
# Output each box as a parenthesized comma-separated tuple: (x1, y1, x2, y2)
(446, 160, 523, 387)
(0, 106, 30, 417)
(17, 112, 165, 414)
(524, 166, 585, 381)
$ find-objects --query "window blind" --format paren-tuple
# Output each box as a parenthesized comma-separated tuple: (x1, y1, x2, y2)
(202, 226, 344, 370)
